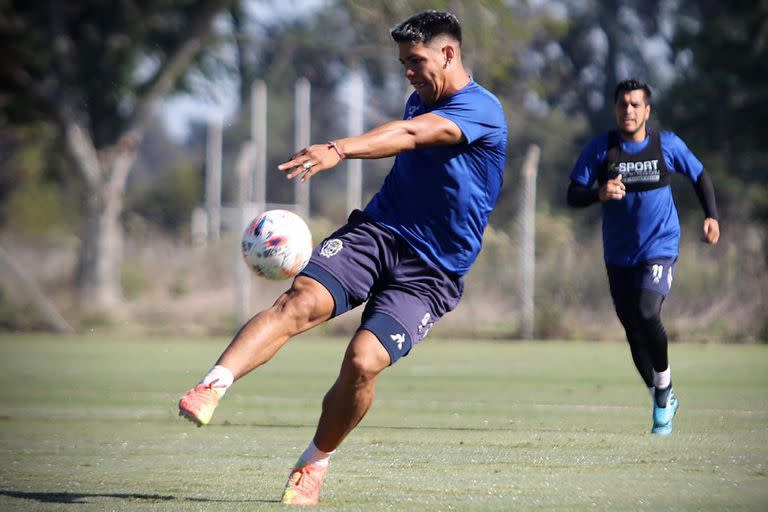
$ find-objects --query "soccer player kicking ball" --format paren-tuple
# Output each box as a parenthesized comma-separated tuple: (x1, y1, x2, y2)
(566, 79, 720, 435)
(178, 10, 507, 506)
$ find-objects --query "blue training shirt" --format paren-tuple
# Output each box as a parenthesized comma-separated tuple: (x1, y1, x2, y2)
(364, 81, 507, 276)
(570, 131, 704, 266)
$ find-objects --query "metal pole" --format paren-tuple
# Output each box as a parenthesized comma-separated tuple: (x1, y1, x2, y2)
(205, 114, 223, 241)
(251, 80, 267, 213)
(346, 70, 364, 213)
(234, 143, 257, 327)
(294, 78, 311, 218)
(519, 144, 540, 339)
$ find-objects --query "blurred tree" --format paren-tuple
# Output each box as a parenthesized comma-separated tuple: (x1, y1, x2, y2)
(0, 0, 235, 312)
(0, 124, 76, 234)
(555, 0, 675, 130)
(224, 0, 571, 223)
(524, 0, 685, 215)
(524, 0, 764, 219)
(128, 163, 203, 235)
(659, 0, 768, 229)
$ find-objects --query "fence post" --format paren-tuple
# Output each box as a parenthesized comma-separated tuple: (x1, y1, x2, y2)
(519, 144, 540, 339)
(234, 143, 258, 326)
(294, 78, 311, 218)
(205, 114, 223, 241)
(346, 70, 364, 213)
(251, 80, 267, 213)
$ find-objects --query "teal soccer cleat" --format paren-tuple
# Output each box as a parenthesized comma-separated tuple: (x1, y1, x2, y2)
(651, 387, 679, 435)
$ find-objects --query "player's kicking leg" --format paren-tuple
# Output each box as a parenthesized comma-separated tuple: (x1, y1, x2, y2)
(178, 368, 232, 426)
(178, 276, 334, 426)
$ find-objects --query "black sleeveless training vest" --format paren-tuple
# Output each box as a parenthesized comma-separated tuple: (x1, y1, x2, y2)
(598, 130, 670, 192)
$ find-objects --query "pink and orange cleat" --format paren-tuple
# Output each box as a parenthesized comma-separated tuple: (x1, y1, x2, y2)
(281, 462, 329, 506)
(178, 380, 224, 426)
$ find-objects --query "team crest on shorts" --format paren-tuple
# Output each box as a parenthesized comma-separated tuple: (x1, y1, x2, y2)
(320, 238, 343, 258)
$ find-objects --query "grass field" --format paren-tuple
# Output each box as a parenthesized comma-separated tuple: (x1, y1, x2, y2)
(0, 334, 766, 511)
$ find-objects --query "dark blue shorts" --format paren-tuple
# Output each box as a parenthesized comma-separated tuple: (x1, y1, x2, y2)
(606, 257, 678, 299)
(299, 210, 464, 364)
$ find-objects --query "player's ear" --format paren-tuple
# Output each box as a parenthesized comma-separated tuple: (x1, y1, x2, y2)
(443, 44, 455, 67)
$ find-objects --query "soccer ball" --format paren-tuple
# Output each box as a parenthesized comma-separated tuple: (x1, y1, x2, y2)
(241, 209, 313, 280)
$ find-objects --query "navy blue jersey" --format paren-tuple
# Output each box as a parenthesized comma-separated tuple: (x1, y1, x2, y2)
(364, 81, 507, 276)
(570, 131, 704, 265)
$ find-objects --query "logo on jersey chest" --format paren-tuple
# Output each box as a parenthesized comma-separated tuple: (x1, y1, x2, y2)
(406, 105, 422, 120)
(613, 159, 660, 183)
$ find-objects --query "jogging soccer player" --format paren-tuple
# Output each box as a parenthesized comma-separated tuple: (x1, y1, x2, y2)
(566, 78, 719, 435)
(178, 11, 507, 506)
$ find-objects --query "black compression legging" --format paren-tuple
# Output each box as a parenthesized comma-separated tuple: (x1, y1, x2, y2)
(607, 267, 669, 388)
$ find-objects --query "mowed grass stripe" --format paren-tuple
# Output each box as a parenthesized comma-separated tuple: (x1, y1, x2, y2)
(0, 334, 766, 511)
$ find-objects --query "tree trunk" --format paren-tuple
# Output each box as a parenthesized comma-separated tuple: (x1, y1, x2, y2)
(38, 0, 229, 313)
(64, 116, 139, 312)
(76, 181, 125, 311)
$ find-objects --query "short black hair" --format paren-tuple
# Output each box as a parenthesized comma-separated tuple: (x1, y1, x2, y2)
(390, 10, 462, 45)
(614, 79, 652, 104)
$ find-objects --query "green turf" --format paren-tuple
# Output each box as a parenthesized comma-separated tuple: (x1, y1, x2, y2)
(0, 334, 766, 511)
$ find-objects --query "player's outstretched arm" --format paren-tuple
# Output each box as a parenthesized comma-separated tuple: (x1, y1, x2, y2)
(335, 112, 464, 158)
(692, 170, 720, 244)
(278, 113, 463, 182)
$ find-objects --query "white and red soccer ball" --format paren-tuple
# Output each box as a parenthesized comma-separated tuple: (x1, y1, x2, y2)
(241, 209, 313, 280)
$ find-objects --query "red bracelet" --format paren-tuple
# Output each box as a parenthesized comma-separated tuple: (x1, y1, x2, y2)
(327, 140, 345, 160)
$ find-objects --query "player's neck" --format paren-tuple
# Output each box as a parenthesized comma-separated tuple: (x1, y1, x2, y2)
(439, 70, 471, 101)
(619, 126, 648, 143)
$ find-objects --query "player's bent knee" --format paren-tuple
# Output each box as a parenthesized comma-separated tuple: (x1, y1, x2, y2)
(342, 335, 390, 383)
(275, 278, 334, 330)
(638, 309, 662, 325)
(348, 353, 384, 382)
(638, 291, 664, 323)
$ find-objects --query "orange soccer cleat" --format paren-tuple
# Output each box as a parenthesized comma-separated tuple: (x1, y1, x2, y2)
(281, 461, 329, 506)
(178, 380, 224, 426)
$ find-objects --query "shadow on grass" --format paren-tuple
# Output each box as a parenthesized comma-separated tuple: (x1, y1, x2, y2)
(0, 490, 279, 504)
(222, 421, 523, 432)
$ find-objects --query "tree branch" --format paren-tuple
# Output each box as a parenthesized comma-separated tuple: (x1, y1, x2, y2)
(62, 110, 102, 190)
(129, 0, 235, 130)
(0, 57, 58, 120)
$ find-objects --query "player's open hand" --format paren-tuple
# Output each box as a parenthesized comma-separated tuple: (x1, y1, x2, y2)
(702, 218, 720, 244)
(278, 143, 344, 183)
(599, 174, 626, 201)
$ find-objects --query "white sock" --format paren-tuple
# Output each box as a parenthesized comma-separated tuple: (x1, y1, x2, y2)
(298, 440, 335, 467)
(653, 367, 671, 389)
(201, 365, 234, 396)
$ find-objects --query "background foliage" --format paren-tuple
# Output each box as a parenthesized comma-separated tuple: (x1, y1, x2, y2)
(0, 0, 765, 340)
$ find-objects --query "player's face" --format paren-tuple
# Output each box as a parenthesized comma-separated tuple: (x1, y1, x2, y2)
(614, 90, 651, 140)
(398, 41, 447, 105)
